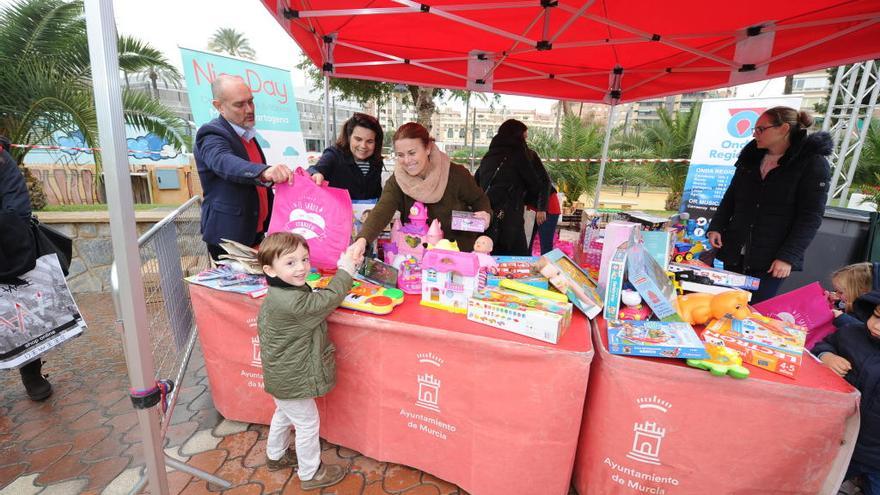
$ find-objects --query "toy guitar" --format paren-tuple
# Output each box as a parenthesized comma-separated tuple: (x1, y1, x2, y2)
(306, 273, 405, 315)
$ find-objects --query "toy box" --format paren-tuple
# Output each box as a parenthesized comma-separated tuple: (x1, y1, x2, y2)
(641, 230, 674, 270)
(306, 274, 405, 315)
(703, 315, 807, 378)
(540, 249, 603, 319)
(602, 243, 628, 321)
(451, 210, 487, 232)
(607, 320, 708, 359)
(467, 288, 573, 344)
(486, 256, 549, 290)
(668, 262, 760, 291)
(620, 211, 670, 231)
(598, 221, 640, 290)
(627, 240, 681, 321)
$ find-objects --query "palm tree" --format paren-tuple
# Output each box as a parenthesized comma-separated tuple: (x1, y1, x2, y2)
(854, 121, 880, 187)
(612, 104, 700, 210)
(0, 0, 189, 207)
(123, 38, 183, 99)
(528, 115, 605, 202)
(208, 28, 256, 60)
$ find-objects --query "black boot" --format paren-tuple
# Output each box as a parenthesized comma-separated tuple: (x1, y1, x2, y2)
(19, 359, 52, 401)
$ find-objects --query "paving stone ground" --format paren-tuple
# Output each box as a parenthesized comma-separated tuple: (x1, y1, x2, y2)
(1, 293, 578, 495)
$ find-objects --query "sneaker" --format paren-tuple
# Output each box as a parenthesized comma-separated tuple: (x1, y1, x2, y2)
(266, 448, 297, 471)
(300, 463, 345, 490)
(19, 360, 52, 402)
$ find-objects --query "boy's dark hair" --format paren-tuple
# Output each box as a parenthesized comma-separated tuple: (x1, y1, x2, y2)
(257, 232, 309, 268)
(0, 135, 11, 153)
(852, 289, 880, 322)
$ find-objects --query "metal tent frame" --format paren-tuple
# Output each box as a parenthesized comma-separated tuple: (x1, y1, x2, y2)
(823, 61, 880, 206)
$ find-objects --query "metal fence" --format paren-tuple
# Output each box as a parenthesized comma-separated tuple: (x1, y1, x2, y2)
(111, 196, 230, 492)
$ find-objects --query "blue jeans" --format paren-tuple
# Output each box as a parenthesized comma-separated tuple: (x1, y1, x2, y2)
(529, 214, 560, 255)
(749, 272, 785, 304)
(846, 460, 880, 495)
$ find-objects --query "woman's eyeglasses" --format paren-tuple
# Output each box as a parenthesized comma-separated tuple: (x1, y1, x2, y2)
(753, 124, 781, 135)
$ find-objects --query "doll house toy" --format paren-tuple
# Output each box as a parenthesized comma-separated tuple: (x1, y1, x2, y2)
(385, 201, 445, 294)
(421, 249, 484, 313)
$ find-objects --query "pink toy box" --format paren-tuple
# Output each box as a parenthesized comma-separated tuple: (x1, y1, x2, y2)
(421, 249, 485, 313)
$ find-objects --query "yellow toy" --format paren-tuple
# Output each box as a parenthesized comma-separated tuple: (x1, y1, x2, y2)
(686, 343, 750, 379)
(676, 290, 751, 326)
(499, 278, 568, 303)
(428, 239, 459, 251)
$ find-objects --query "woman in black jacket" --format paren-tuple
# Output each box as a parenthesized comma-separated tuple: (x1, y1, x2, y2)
(309, 113, 384, 200)
(707, 107, 832, 303)
(475, 119, 544, 256)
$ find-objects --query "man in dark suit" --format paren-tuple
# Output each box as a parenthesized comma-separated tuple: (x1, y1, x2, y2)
(194, 74, 292, 261)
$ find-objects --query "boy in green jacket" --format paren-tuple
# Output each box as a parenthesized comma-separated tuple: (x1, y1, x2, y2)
(257, 232, 359, 489)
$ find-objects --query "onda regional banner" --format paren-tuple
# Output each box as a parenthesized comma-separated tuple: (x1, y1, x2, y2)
(680, 96, 802, 234)
(179, 47, 307, 169)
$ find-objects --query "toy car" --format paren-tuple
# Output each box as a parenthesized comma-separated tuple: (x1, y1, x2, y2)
(672, 242, 695, 263)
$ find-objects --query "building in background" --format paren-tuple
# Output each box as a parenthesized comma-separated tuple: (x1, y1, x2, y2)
(790, 70, 831, 111)
(296, 97, 362, 153)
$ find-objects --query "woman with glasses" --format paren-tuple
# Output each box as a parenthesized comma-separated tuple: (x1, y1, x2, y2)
(309, 113, 385, 200)
(706, 106, 832, 303)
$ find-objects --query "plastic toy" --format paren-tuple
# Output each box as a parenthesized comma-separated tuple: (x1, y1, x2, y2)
(472, 235, 498, 271)
(499, 278, 568, 303)
(672, 242, 696, 263)
(421, 249, 483, 313)
(385, 201, 446, 294)
(617, 289, 653, 321)
(676, 290, 752, 326)
(306, 273, 405, 315)
(430, 239, 459, 251)
(686, 343, 750, 378)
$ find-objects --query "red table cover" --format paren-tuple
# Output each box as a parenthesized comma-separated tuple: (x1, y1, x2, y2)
(189, 284, 593, 495)
(572, 317, 860, 495)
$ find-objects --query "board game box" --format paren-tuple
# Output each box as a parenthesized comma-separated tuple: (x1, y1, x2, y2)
(607, 320, 708, 359)
(703, 315, 807, 378)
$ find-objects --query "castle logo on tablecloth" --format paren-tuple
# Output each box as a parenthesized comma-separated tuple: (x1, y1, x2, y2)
(626, 395, 672, 466)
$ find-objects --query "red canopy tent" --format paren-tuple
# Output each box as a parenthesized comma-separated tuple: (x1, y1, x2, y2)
(260, 0, 880, 103)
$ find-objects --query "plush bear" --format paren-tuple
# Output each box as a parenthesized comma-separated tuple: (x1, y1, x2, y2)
(676, 290, 751, 326)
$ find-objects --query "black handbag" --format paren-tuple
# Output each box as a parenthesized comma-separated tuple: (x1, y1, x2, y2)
(483, 155, 510, 244)
(30, 217, 72, 275)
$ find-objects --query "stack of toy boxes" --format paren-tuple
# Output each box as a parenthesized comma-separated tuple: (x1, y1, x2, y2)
(467, 288, 573, 344)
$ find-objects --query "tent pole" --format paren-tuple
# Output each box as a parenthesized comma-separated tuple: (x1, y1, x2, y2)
(593, 104, 616, 209)
(323, 75, 331, 149)
(84, 1, 168, 493)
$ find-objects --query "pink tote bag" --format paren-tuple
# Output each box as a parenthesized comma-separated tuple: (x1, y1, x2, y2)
(268, 168, 353, 270)
(752, 282, 836, 350)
